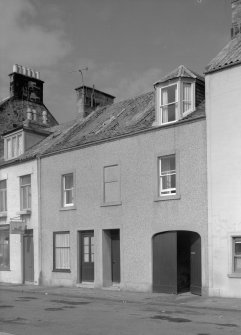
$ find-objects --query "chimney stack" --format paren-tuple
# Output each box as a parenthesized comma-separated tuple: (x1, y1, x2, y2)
(231, 0, 241, 38)
(75, 85, 115, 120)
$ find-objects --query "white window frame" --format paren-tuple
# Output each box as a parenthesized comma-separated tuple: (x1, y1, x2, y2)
(182, 81, 195, 116)
(156, 79, 195, 126)
(62, 173, 74, 208)
(4, 131, 24, 160)
(233, 236, 241, 274)
(160, 83, 178, 125)
(159, 155, 176, 196)
(0, 180, 7, 213)
(20, 175, 31, 211)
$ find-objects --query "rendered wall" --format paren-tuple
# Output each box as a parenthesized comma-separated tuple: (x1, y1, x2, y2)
(0, 160, 40, 284)
(206, 65, 241, 297)
(40, 119, 208, 292)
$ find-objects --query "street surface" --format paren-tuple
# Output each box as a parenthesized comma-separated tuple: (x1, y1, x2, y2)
(0, 288, 241, 335)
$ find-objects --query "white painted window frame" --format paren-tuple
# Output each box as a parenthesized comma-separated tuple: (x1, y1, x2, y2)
(159, 155, 176, 196)
(160, 83, 179, 125)
(62, 173, 74, 208)
(4, 130, 24, 160)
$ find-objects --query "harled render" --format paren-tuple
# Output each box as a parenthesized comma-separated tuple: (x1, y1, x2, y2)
(39, 65, 208, 294)
(205, 0, 241, 298)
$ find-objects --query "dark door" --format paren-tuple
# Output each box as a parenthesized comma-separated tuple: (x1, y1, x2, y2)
(177, 231, 191, 293)
(153, 231, 177, 293)
(111, 230, 120, 283)
(23, 231, 34, 282)
(80, 231, 94, 282)
(190, 233, 202, 295)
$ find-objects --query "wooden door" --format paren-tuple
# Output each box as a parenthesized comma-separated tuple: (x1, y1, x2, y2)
(153, 231, 177, 293)
(190, 233, 201, 295)
(23, 232, 34, 282)
(80, 231, 94, 282)
(111, 230, 120, 283)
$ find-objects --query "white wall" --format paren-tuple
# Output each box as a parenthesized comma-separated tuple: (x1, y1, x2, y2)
(0, 160, 40, 284)
(206, 65, 241, 297)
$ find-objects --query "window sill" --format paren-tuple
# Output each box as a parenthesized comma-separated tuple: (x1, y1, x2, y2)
(228, 273, 241, 278)
(0, 268, 10, 271)
(0, 212, 7, 218)
(154, 194, 181, 202)
(52, 269, 71, 273)
(60, 206, 76, 211)
(17, 210, 31, 215)
(100, 201, 122, 207)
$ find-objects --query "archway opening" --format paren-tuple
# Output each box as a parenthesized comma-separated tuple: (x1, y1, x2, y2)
(153, 231, 201, 295)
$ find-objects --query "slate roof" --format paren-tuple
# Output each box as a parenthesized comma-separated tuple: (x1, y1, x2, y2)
(205, 35, 241, 73)
(0, 87, 206, 167)
(154, 65, 204, 85)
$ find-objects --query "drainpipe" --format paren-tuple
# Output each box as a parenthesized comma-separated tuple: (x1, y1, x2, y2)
(37, 155, 42, 285)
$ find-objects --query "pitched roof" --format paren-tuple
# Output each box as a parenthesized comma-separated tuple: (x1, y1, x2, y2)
(154, 65, 204, 85)
(0, 88, 206, 166)
(205, 35, 241, 73)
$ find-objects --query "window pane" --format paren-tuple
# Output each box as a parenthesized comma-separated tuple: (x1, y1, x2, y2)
(54, 233, 70, 270)
(162, 104, 176, 123)
(161, 155, 176, 173)
(64, 174, 73, 189)
(0, 229, 10, 269)
(18, 134, 23, 155)
(21, 175, 31, 186)
(161, 175, 176, 191)
(162, 85, 177, 104)
(0, 180, 6, 189)
(56, 233, 69, 248)
(91, 236, 94, 263)
(12, 136, 17, 157)
(0, 189, 7, 212)
(65, 190, 73, 204)
(235, 241, 241, 255)
(7, 139, 11, 159)
(234, 257, 241, 272)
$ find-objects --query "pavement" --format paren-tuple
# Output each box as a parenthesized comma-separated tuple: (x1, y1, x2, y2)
(1, 283, 241, 312)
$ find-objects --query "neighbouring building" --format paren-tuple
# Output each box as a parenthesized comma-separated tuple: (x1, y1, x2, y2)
(0, 67, 117, 285)
(39, 65, 208, 295)
(205, 0, 241, 298)
(0, 65, 58, 284)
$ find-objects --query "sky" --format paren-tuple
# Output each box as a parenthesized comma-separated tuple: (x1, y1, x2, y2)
(0, 0, 232, 123)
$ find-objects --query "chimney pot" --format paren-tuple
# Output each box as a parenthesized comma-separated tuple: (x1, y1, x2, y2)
(27, 107, 32, 120)
(231, 0, 241, 38)
(22, 66, 26, 76)
(13, 64, 18, 73)
(42, 110, 47, 124)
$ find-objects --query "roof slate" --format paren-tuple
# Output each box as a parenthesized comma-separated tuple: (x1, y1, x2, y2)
(205, 35, 241, 73)
(0, 88, 206, 167)
(154, 65, 204, 85)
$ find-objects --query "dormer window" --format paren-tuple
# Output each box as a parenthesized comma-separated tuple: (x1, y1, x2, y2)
(5, 131, 23, 160)
(154, 65, 204, 127)
(158, 80, 195, 126)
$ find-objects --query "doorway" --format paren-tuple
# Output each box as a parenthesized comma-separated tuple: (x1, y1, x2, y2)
(23, 229, 34, 283)
(153, 231, 201, 295)
(103, 229, 120, 286)
(79, 231, 94, 282)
